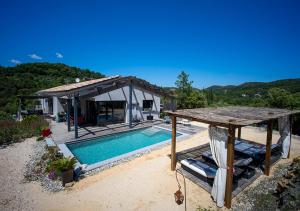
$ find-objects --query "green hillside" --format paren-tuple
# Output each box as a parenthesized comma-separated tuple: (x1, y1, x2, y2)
(0, 63, 104, 114)
(207, 79, 300, 107)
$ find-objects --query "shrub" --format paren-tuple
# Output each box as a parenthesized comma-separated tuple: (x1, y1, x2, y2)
(0, 115, 49, 145)
(36, 136, 44, 142)
(0, 111, 13, 120)
(0, 120, 22, 144)
(47, 157, 76, 175)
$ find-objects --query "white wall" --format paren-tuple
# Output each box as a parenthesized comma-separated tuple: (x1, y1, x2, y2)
(93, 85, 161, 123)
(39, 99, 48, 114)
(53, 96, 64, 116)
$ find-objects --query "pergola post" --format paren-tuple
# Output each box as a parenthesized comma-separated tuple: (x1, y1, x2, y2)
(238, 127, 241, 140)
(224, 125, 236, 208)
(129, 80, 133, 128)
(171, 115, 177, 171)
(67, 98, 71, 132)
(74, 95, 79, 139)
(264, 119, 273, 176)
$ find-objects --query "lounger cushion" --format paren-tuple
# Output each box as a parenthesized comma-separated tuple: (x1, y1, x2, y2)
(202, 150, 253, 167)
(235, 139, 281, 160)
(181, 158, 217, 179)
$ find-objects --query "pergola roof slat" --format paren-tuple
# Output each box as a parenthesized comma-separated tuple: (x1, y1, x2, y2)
(165, 106, 300, 127)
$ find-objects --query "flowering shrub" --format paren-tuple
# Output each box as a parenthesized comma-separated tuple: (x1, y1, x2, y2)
(41, 128, 52, 137)
(48, 170, 57, 180)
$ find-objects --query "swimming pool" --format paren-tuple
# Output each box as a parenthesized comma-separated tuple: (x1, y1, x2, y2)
(66, 127, 182, 166)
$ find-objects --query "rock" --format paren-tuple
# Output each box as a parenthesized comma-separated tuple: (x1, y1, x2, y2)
(64, 182, 74, 188)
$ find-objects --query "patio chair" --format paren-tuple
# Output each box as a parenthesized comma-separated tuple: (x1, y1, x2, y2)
(177, 118, 183, 124)
(182, 119, 191, 126)
(163, 116, 171, 124)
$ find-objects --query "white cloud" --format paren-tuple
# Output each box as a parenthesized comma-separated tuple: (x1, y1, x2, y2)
(56, 52, 63, 58)
(10, 59, 21, 64)
(28, 54, 42, 60)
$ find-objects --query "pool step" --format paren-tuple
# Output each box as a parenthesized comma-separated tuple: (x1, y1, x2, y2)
(142, 127, 161, 136)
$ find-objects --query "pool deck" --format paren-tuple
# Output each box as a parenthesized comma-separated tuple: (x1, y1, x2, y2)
(50, 119, 206, 144)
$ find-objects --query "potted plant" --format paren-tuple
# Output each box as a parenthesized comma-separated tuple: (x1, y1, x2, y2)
(52, 157, 76, 186)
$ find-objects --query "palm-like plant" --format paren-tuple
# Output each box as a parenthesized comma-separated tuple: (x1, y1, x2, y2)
(51, 157, 76, 173)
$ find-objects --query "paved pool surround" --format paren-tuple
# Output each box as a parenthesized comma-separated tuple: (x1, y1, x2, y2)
(58, 126, 189, 172)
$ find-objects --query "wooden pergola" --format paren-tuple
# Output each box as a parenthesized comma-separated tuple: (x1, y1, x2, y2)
(165, 106, 300, 208)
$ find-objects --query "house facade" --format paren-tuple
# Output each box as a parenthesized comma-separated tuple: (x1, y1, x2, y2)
(41, 84, 161, 124)
(36, 76, 172, 138)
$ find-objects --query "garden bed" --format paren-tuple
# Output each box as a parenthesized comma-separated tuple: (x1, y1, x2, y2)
(233, 157, 300, 211)
(23, 141, 64, 192)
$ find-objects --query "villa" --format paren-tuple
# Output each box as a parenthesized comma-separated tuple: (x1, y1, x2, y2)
(33, 75, 174, 139)
(15, 76, 300, 209)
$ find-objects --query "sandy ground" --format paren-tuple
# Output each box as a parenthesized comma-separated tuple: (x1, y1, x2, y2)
(1, 123, 300, 211)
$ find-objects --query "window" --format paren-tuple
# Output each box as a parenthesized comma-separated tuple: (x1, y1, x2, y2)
(143, 100, 153, 111)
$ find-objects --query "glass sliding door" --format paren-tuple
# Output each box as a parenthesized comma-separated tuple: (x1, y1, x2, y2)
(113, 101, 126, 122)
(96, 101, 126, 125)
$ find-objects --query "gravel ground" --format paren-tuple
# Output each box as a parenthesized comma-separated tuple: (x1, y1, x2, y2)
(232, 163, 290, 211)
(23, 141, 64, 192)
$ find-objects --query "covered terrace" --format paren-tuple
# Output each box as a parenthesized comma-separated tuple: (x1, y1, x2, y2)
(165, 106, 300, 208)
(37, 75, 175, 139)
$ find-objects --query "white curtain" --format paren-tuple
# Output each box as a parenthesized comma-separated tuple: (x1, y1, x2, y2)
(208, 125, 228, 207)
(278, 116, 291, 159)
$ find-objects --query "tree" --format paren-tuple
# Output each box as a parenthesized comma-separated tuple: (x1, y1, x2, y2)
(175, 71, 193, 108)
(267, 88, 295, 109)
(187, 91, 207, 108)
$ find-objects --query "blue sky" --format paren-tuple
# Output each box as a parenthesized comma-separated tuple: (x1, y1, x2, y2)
(0, 0, 299, 88)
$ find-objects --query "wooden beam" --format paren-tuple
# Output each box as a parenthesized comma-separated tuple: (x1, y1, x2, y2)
(264, 119, 273, 176)
(171, 115, 177, 171)
(224, 125, 236, 208)
(238, 127, 241, 140)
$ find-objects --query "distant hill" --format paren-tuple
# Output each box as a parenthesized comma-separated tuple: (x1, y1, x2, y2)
(207, 79, 300, 94)
(0, 63, 104, 114)
(206, 78, 300, 106)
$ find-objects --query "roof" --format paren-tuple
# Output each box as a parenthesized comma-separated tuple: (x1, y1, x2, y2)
(37, 75, 172, 98)
(37, 75, 120, 94)
(165, 106, 300, 127)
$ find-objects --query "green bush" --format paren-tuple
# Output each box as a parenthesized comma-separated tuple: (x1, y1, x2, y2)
(0, 111, 13, 120)
(0, 115, 49, 145)
(47, 157, 76, 175)
(36, 136, 44, 142)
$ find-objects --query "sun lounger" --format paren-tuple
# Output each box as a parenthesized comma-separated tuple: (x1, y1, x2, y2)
(234, 139, 281, 161)
(181, 158, 217, 179)
(202, 150, 253, 167)
(181, 158, 243, 187)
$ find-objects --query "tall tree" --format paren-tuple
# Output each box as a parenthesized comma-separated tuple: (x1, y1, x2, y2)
(267, 88, 295, 109)
(175, 71, 193, 108)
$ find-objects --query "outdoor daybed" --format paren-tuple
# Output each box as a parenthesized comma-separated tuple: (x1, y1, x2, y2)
(166, 107, 299, 208)
(234, 139, 282, 161)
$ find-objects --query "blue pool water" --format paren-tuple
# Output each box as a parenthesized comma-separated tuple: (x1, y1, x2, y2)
(67, 127, 181, 165)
